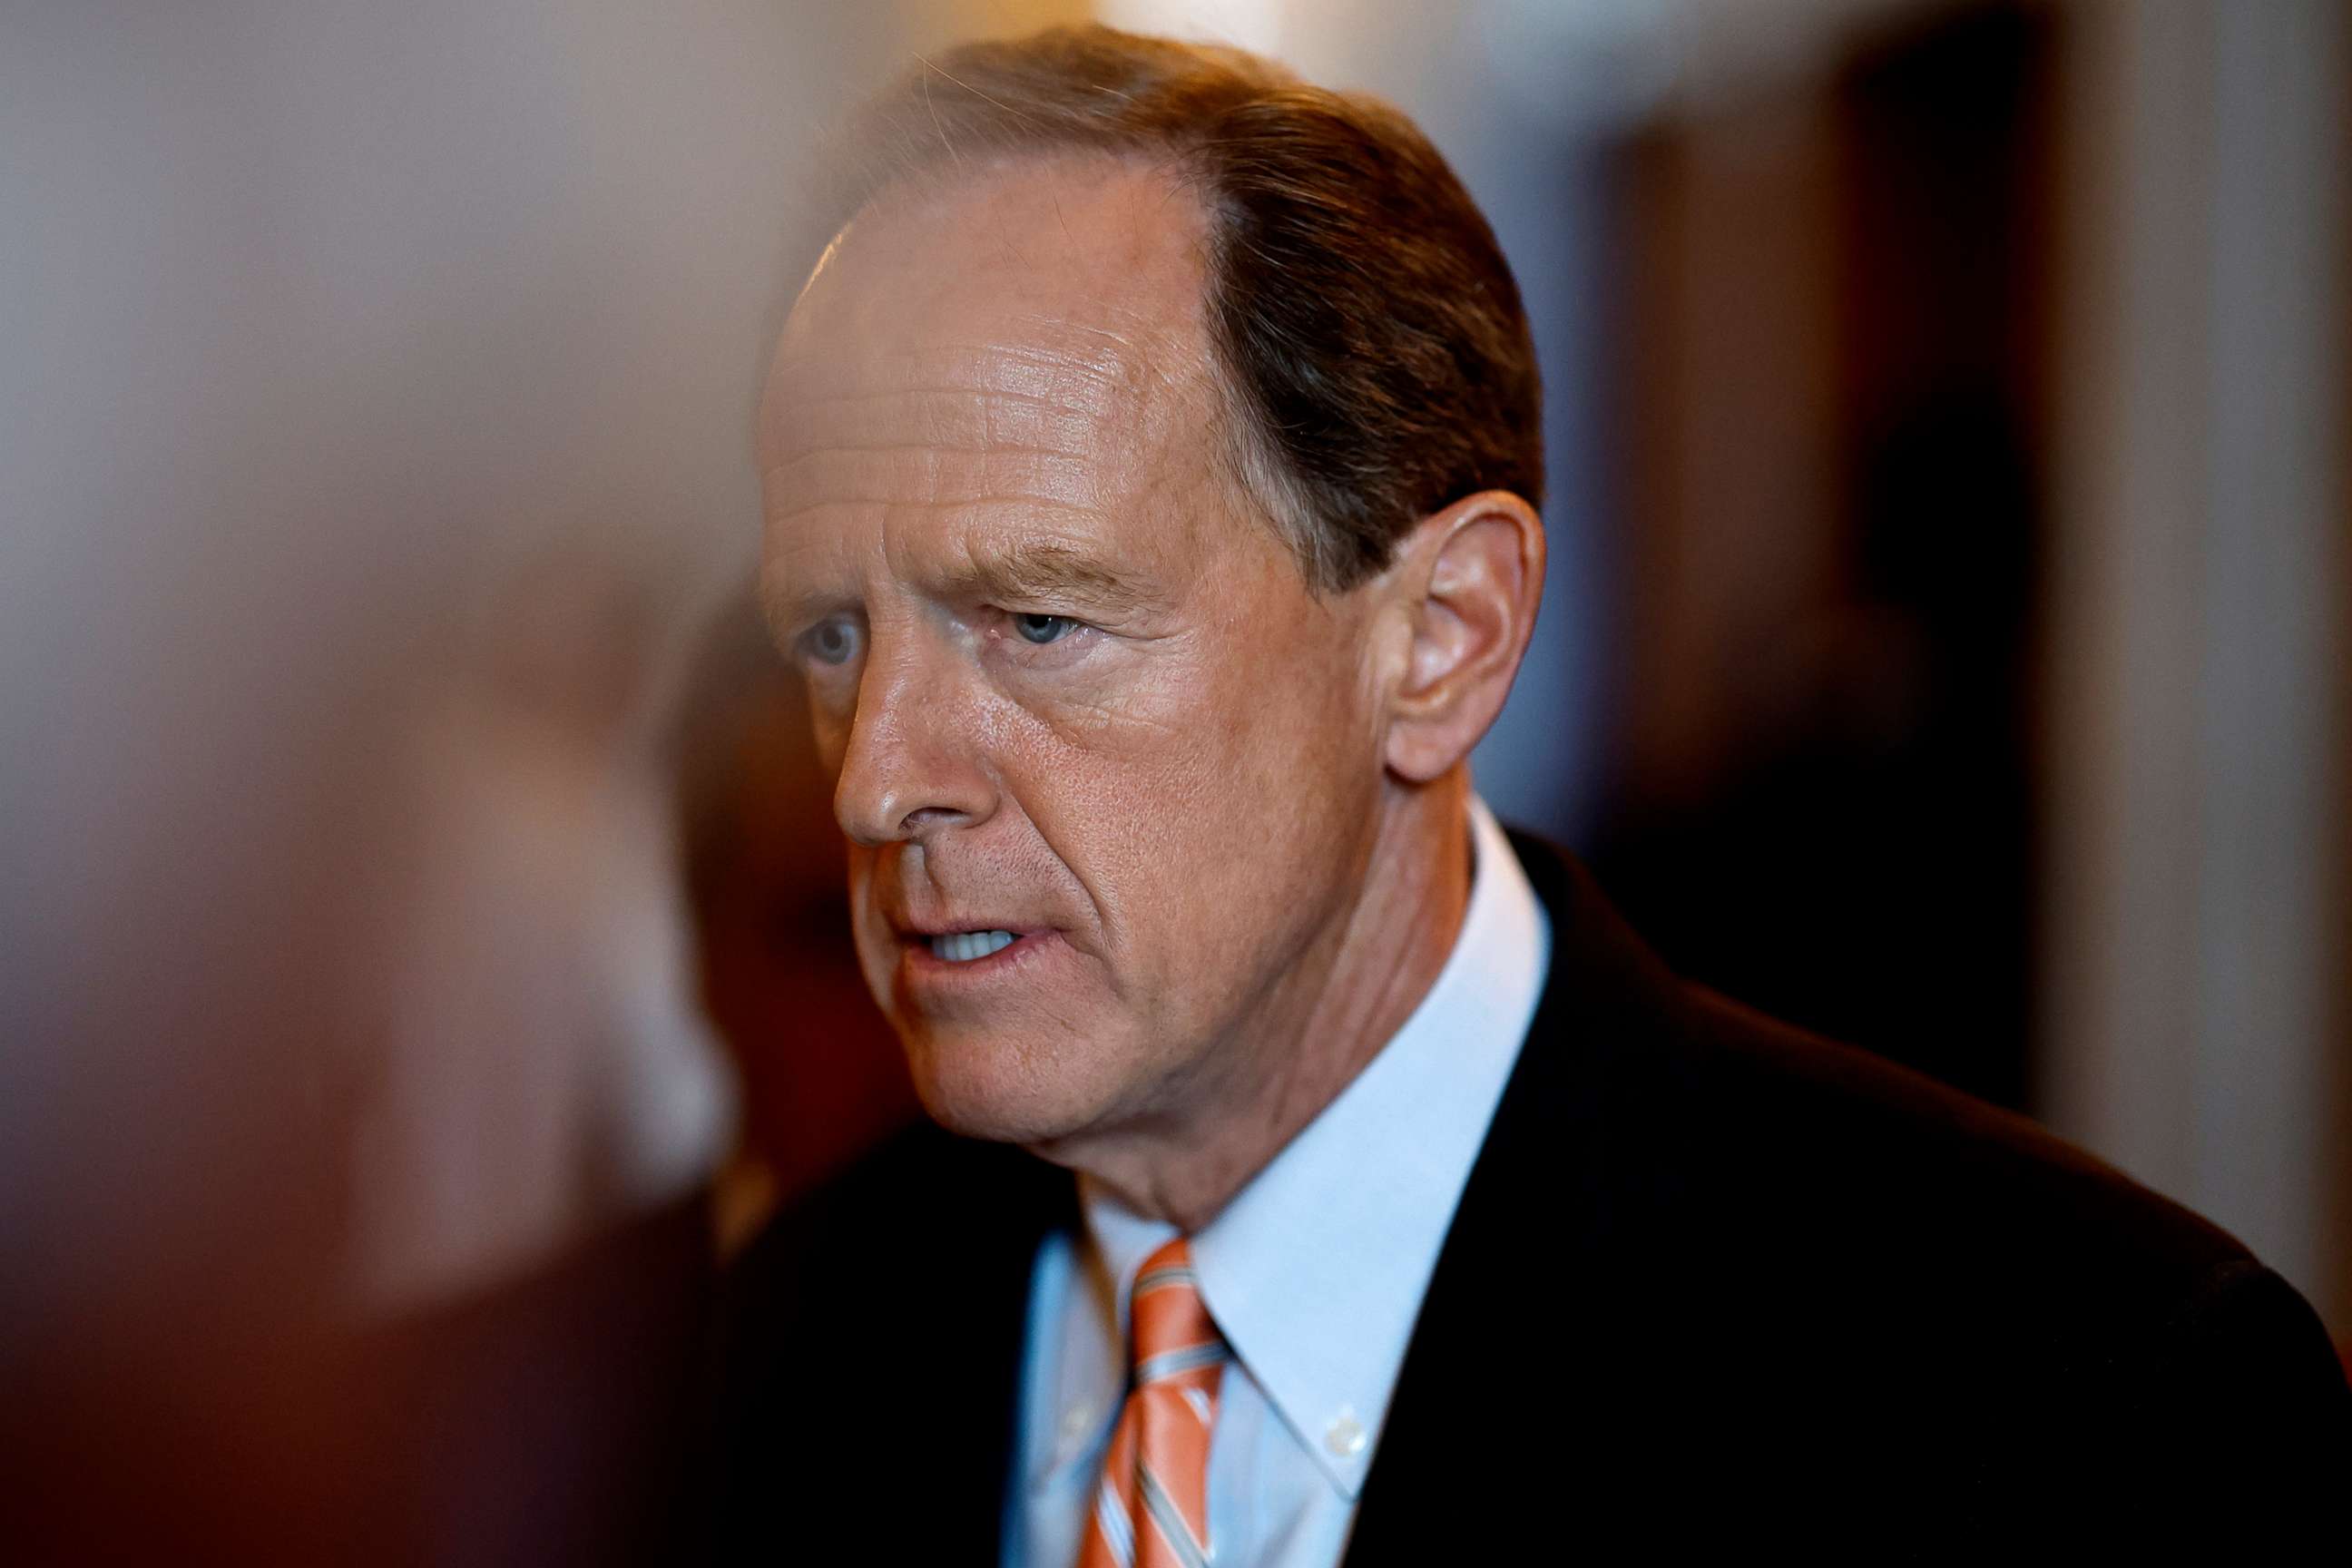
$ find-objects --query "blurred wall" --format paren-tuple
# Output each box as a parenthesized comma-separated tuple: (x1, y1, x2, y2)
(1592, 3, 2053, 1117)
(2041, 0, 2349, 1335)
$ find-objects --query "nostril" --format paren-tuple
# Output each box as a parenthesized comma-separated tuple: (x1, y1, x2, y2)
(897, 806, 963, 835)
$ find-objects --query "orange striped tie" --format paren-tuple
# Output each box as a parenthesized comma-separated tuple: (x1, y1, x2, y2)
(1077, 1238, 1228, 1568)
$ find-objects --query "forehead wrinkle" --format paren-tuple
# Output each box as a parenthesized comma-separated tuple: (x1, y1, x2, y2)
(767, 342, 1132, 410)
(762, 496, 1122, 587)
(764, 444, 1101, 515)
(766, 386, 1109, 463)
(760, 342, 1150, 475)
(757, 520, 858, 639)
(1012, 292, 1199, 375)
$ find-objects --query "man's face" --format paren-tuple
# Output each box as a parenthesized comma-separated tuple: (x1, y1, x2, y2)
(758, 159, 1391, 1149)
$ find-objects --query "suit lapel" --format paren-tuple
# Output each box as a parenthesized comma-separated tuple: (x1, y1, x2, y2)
(893, 1133, 1076, 1562)
(711, 1126, 1073, 1563)
(1339, 838, 1689, 1567)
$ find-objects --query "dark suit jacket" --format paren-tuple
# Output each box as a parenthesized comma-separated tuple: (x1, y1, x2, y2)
(708, 836, 2350, 1561)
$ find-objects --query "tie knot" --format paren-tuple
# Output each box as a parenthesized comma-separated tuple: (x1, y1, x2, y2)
(1128, 1238, 1224, 1384)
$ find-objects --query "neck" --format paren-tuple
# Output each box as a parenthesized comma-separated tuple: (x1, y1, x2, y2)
(1035, 771, 1475, 1231)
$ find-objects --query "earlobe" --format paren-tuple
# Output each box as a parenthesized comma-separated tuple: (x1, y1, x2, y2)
(1380, 490, 1544, 783)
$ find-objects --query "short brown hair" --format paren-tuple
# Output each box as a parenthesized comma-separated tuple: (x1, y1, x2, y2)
(818, 24, 1544, 592)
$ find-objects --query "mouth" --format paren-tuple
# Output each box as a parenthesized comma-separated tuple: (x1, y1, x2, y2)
(926, 928, 1020, 964)
(894, 923, 1066, 993)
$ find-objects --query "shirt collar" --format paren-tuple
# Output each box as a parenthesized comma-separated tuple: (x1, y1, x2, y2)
(1079, 797, 1550, 1497)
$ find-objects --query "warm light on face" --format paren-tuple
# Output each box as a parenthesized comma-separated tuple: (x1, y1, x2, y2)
(758, 160, 1390, 1150)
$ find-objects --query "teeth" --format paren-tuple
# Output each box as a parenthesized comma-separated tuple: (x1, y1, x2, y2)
(929, 929, 1017, 964)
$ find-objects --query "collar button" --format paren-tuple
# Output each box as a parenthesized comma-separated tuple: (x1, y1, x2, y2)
(1323, 1409, 1367, 1459)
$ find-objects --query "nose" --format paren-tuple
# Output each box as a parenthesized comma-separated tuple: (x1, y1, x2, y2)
(831, 626, 996, 848)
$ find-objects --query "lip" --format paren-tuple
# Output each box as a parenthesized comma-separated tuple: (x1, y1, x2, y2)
(896, 926, 1069, 996)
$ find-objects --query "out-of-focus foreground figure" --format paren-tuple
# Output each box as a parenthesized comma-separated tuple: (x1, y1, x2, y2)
(0, 1, 926, 1559)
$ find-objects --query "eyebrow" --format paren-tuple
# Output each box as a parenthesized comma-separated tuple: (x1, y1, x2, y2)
(938, 538, 1171, 619)
(758, 536, 1171, 640)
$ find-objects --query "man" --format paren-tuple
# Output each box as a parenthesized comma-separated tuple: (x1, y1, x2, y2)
(711, 24, 2348, 1563)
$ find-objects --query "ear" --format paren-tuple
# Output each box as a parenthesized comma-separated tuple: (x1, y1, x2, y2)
(1379, 490, 1545, 783)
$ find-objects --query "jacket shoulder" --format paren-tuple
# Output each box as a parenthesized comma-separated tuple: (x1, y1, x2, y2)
(1675, 982, 2252, 1289)
(1503, 831, 2285, 1339)
(703, 1124, 1062, 1561)
(720, 1121, 1052, 1353)
(1421, 833, 2352, 1544)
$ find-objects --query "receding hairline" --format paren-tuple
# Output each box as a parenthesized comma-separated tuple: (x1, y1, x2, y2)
(793, 24, 1545, 592)
(781, 147, 1220, 356)
(764, 151, 1297, 566)
(815, 34, 1302, 220)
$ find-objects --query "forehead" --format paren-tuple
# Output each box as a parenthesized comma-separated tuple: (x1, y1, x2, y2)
(772, 154, 1211, 393)
(760, 158, 1222, 554)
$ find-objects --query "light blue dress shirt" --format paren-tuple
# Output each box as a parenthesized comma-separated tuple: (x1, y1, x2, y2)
(1005, 799, 1552, 1568)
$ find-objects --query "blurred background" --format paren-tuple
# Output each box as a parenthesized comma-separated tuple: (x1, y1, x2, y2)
(4, 0, 2345, 1558)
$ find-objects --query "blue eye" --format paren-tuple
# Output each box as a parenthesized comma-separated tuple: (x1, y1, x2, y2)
(1013, 612, 1077, 645)
(800, 615, 861, 666)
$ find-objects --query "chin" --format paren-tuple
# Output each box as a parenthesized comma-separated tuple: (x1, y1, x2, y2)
(897, 1016, 1134, 1150)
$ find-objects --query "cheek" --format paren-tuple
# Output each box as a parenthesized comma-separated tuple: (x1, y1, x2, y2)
(1007, 618, 1375, 960)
